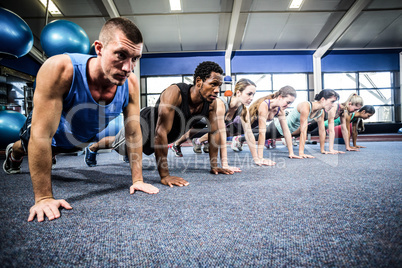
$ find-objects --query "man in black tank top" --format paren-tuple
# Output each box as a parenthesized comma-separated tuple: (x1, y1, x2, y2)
(138, 61, 234, 187)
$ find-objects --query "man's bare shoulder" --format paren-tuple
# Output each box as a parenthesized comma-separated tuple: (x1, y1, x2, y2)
(160, 84, 181, 106)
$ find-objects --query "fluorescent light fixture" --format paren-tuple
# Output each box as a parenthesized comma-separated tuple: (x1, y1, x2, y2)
(39, 0, 62, 15)
(169, 0, 181, 11)
(289, 0, 304, 9)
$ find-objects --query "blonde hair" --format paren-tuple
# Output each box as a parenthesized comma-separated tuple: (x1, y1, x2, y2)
(249, 85, 296, 123)
(233, 78, 256, 123)
(342, 93, 364, 110)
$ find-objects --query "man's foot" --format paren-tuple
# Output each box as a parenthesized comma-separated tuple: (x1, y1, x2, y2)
(84, 146, 97, 167)
(192, 138, 202, 154)
(170, 143, 183, 157)
(231, 136, 243, 152)
(3, 143, 22, 174)
(203, 142, 209, 153)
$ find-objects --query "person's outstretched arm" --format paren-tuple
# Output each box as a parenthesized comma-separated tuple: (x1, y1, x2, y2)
(340, 112, 358, 151)
(215, 99, 241, 172)
(298, 102, 314, 158)
(277, 111, 302, 159)
(208, 101, 234, 175)
(27, 55, 74, 222)
(242, 108, 276, 165)
(124, 74, 159, 194)
(256, 101, 268, 159)
(154, 85, 189, 187)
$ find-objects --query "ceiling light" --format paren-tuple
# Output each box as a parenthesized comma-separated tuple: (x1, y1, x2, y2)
(289, 0, 304, 9)
(39, 0, 62, 15)
(169, 0, 181, 11)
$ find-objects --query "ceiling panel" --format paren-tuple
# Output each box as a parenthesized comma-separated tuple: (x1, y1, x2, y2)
(53, 0, 103, 17)
(134, 15, 181, 52)
(115, 0, 170, 14)
(182, 0, 223, 12)
(367, 0, 402, 9)
(1, 0, 46, 17)
(251, 0, 344, 11)
(241, 13, 290, 50)
(301, 0, 344, 11)
(335, 10, 402, 48)
(368, 15, 402, 48)
(179, 14, 220, 51)
(276, 12, 332, 49)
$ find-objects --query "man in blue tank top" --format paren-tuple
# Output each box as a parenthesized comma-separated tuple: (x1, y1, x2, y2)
(2, 18, 159, 222)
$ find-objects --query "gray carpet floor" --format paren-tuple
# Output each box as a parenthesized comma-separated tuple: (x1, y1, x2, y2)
(0, 141, 401, 267)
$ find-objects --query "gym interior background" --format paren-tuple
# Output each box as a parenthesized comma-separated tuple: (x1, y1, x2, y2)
(0, 0, 401, 134)
(0, 0, 401, 266)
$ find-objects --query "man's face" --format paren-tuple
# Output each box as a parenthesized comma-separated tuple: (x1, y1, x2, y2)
(98, 31, 143, 86)
(197, 72, 223, 102)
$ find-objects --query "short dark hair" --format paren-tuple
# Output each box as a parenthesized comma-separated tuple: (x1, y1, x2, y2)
(99, 17, 143, 46)
(359, 105, 375, 114)
(193, 61, 223, 85)
(314, 89, 340, 101)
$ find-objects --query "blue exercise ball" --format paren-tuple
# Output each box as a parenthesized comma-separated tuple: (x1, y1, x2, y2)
(0, 110, 26, 149)
(89, 43, 97, 55)
(0, 7, 33, 58)
(398, 128, 402, 134)
(40, 20, 90, 57)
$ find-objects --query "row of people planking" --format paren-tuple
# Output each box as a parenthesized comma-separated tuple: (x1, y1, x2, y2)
(2, 17, 373, 222)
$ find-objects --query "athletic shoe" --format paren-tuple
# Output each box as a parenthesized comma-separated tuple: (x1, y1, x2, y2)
(84, 146, 97, 167)
(52, 156, 57, 169)
(231, 136, 242, 152)
(270, 139, 276, 149)
(238, 139, 244, 151)
(203, 142, 209, 153)
(265, 139, 271, 149)
(192, 138, 202, 154)
(170, 143, 183, 157)
(3, 143, 22, 174)
(292, 137, 298, 146)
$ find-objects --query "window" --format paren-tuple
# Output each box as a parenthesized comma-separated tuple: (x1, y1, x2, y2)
(273, 73, 308, 108)
(323, 71, 395, 123)
(143, 76, 182, 107)
(235, 74, 272, 106)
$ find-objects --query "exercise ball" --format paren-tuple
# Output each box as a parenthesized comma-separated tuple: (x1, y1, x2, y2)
(0, 7, 33, 58)
(0, 110, 26, 149)
(89, 43, 97, 55)
(40, 20, 90, 57)
(398, 128, 402, 134)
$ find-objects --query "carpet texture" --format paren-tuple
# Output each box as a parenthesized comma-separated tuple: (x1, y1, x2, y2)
(0, 141, 401, 267)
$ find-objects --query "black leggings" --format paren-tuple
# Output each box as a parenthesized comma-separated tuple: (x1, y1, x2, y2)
(238, 121, 281, 142)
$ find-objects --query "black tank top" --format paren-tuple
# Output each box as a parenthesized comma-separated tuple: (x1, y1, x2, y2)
(140, 83, 210, 155)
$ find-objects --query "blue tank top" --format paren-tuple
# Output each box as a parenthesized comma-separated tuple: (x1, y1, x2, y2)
(52, 53, 129, 149)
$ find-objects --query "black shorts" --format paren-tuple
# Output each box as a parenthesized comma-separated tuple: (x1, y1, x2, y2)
(19, 112, 86, 154)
